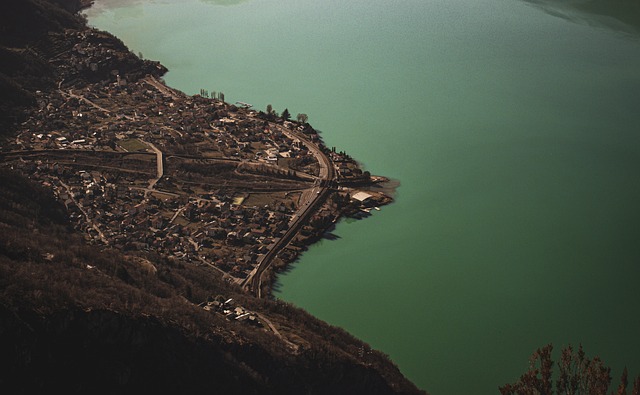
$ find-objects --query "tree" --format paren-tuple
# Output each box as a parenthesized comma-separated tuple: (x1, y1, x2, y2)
(264, 104, 277, 120)
(281, 108, 290, 121)
(616, 367, 629, 395)
(499, 344, 638, 395)
(296, 113, 308, 123)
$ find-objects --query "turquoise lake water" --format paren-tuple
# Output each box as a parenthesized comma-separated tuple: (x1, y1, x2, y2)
(86, 1, 640, 393)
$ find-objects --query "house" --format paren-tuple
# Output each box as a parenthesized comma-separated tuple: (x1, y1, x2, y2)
(351, 191, 373, 203)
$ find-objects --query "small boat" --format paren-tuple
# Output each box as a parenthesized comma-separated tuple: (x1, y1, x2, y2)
(374, 207, 381, 211)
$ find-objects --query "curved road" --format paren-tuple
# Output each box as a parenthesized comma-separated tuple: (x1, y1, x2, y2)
(242, 124, 335, 298)
(145, 142, 164, 196)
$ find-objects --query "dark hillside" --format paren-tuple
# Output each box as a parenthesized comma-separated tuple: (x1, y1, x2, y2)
(0, 0, 165, 138)
(0, 0, 84, 46)
(0, 170, 423, 394)
(0, 0, 84, 129)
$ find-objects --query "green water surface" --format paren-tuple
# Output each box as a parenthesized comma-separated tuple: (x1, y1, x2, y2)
(86, 1, 640, 393)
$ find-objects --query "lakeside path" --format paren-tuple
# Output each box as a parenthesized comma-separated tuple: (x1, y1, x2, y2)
(143, 75, 185, 101)
(242, 123, 336, 298)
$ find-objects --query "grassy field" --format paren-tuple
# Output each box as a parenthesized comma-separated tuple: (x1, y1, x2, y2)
(243, 192, 299, 209)
(117, 138, 149, 152)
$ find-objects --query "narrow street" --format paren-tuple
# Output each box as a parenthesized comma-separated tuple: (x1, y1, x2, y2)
(145, 142, 164, 196)
(56, 178, 109, 244)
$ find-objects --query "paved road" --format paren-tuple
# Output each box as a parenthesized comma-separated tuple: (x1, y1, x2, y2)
(279, 126, 330, 180)
(254, 312, 299, 352)
(145, 142, 164, 196)
(61, 89, 112, 114)
(144, 75, 184, 101)
(56, 178, 109, 244)
(242, 124, 335, 298)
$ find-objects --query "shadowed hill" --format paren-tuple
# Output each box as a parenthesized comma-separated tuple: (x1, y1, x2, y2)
(0, 165, 426, 395)
(0, 0, 84, 129)
(0, 0, 165, 138)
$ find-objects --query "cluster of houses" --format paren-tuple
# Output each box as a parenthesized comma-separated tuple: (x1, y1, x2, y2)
(11, 157, 301, 280)
(201, 297, 262, 327)
(1, 31, 384, 285)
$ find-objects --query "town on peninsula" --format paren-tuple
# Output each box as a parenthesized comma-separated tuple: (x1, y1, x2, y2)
(2, 20, 394, 298)
(0, 1, 423, 394)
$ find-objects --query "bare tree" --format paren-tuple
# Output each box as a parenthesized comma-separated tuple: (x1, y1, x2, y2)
(296, 113, 308, 123)
(499, 344, 638, 395)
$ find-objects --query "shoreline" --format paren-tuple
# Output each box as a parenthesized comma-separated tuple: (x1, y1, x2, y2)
(0, 2, 430, 394)
(5, 0, 397, 299)
(79, 0, 397, 299)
